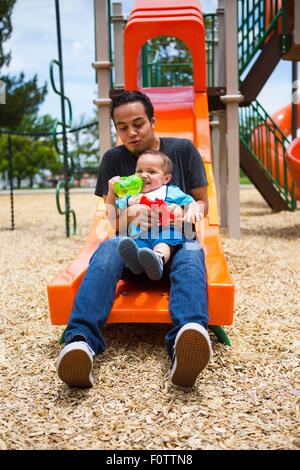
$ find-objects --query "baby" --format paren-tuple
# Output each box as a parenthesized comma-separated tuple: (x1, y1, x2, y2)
(106, 150, 204, 280)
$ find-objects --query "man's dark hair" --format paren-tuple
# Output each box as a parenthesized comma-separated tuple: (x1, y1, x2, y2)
(138, 150, 173, 175)
(110, 90, 154, 122)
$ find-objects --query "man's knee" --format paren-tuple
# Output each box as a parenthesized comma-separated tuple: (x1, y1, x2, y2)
(90, 237, 121, 264)
(175, 242, 204, 264)
(178, 241, 203, 260)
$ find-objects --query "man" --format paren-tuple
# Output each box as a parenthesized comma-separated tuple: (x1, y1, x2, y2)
(56, 90, 213, 389)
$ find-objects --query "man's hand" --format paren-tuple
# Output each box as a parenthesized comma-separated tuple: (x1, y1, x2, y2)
(168, 203, 183, 227)
(183, 202, 204, 224)
(127, 203, 160, 232)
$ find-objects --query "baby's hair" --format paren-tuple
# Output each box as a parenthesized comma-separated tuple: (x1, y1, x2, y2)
(137, 150, 172, 175)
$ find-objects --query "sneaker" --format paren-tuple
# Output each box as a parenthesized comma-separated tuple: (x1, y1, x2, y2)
(56, 341, 94, 388)
(118, 237, 143, 274)
(138, 248, 164, 280)
(170, 323, 213, 388)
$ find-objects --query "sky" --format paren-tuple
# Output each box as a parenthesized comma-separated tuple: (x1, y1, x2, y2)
(2, 0, 295, 124)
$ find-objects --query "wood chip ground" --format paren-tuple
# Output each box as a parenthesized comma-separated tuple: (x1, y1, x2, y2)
(0, 188, 299, 450)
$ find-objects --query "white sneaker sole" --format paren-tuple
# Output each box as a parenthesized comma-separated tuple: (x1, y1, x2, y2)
(57, 343, 94, 389)
(171, 323, 212, 388)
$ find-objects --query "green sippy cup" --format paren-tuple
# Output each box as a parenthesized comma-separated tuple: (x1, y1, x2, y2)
(114, 174, 143, 197)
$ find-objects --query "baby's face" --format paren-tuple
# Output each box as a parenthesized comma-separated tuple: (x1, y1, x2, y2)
(136, 154, 171, 193)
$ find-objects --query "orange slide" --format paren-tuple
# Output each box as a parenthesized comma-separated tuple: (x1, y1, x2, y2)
(272, 100, 300, 196)
(47, 0, 234, 342)
(251, 99, 300, 201)
(286, 138, 300, 191)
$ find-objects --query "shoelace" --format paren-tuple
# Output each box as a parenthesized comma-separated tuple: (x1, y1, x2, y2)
(155, 251, 165, 268)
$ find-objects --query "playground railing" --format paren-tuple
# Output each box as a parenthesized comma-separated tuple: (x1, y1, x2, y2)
(146, 62, 193, 87)
(204, 13, 218, 88)
(239, 99, 296, 210)
(238, 0, 287, 76)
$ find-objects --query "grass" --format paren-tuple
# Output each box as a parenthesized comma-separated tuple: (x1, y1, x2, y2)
(240, 169, 252, 185)
(240, 175, 252, 185)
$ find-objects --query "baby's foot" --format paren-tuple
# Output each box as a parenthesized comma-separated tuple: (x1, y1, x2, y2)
(138, 249, 164, 280)
(118, 237, 143, 274)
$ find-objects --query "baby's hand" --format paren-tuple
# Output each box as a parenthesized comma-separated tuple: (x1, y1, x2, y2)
(128, 194, 142, 206)
(183, 202, 204, 224)
(108, 176, 121, 193)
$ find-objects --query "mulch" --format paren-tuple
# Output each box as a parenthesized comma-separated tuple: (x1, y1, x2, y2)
(0, 188, 299, 450)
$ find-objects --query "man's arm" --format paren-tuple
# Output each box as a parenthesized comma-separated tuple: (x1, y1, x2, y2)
(190, 186, 209, 217)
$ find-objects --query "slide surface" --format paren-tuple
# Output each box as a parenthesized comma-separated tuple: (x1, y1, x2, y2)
(286, 138, 300, 190)
(251, 100, 300, 201)
(48, 0, 234, 327)
(272, 101, 300, 197)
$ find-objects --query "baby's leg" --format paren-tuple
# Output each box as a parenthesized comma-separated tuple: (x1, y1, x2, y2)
(138, 243, 172, 281)
(137, 243, 175, 280)
(153, 243, 174, 264)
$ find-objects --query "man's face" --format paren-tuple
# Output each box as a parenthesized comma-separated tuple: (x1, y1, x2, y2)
(113, 102, 156, 155)
(136, 154, 171, 193)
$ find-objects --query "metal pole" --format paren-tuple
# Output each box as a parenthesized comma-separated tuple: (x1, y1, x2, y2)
(54, 0, 70, 237)
(218, 110, 228, 227)
(216, 0, 227, 227)
(107, 0, 113, 88)
(112, 2, 125, 88)
(292, 61, 298, 140)
(210, 113, 221, 212)
(93, 0, 112, 158)
(220, 0, 243, 239)
(8, 135, 15, 231)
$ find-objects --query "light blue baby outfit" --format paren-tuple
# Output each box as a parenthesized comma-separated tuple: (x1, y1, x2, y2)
(116, 184, 195, 249)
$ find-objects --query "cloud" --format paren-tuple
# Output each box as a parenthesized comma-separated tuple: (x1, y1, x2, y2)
(71, 41, 86, 59)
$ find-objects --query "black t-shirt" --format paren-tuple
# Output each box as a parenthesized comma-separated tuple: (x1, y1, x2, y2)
(95, 137, 208, 197)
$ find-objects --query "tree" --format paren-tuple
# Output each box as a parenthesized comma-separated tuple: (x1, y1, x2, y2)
(0, 1, 47, 129)
(0, 0, 16, 69)
(142, 36, 193, 87)
(68, 114, 99, 185)
(0, 73, 47, 129)
(18, 113, 55, 135)
(0, 114, 62, 188)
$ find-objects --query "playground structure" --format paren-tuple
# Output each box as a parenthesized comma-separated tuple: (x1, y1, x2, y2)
(270, 101, 300, 199)
(240, 99, 300, 206)
(95, 0, 300, 232)
(48, 0, 299, 341)
(272, 100, 300, 194)
(48, 0, 234, 345)
(287, 136, 300, 190)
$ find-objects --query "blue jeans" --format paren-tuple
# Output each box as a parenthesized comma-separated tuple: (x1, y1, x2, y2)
(64, 236, 208, 359)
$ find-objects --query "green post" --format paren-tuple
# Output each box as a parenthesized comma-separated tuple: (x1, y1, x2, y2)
(50, 0, 77, 237)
